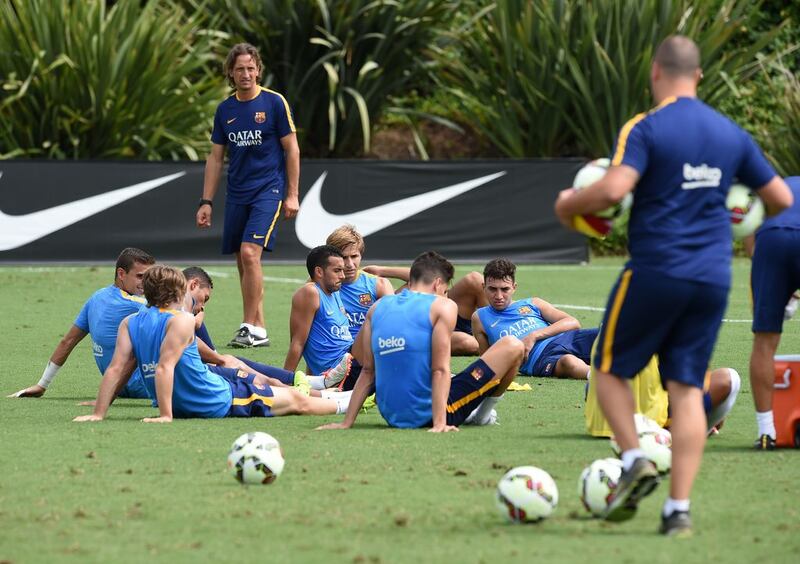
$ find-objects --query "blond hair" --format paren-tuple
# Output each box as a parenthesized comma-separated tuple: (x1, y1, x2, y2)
(143, 265, 187, 308)
(326, 224, 365, 254)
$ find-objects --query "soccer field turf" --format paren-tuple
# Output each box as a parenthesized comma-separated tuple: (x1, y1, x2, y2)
(1, 258, 798, 563)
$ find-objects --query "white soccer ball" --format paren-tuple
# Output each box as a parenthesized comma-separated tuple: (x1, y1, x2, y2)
(578, 458, 624, 517)
(609, 414, 672, 475)
(495, 466, 559, 523)
(727, 183, 765, 238)
(571, 158, 633, 238)
(227, 432, 285, 485)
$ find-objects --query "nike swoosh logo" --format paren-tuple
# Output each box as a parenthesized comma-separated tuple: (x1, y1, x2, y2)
(295, 170, 506, 248)
(227, 118, 237, 124)
(490, 320, 500, 328)
(0, 172, 185, 251)
(253, 234, 266, 239)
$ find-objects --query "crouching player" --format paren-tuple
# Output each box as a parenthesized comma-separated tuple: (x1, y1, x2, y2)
(74, 266, 351, 423)
(318, 251, 525, 432)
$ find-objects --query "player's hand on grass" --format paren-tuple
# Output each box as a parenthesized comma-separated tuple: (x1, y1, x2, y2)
(142, 416, 173, 423)
(196, 205, 212, 228)
(316, 422, 350, 431)
(283, 194, 300, 219)
(8, 384, 47, 398)
(73, 414, 103, 422)
(429, 424, 459, 433)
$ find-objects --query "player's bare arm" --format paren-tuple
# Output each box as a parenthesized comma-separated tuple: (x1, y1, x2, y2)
(283, 284, 319, 371)
(375, 276, 395, 298)
(363, 265, 410, 282)
(73, 317, 137, 422)
(144, 313, 195, 423)
(555, 165, 639, 230)
(471, 312, 491, 355)
(757, 176, 793, 216)
(280, 132, 300, 219)
(197, 143, 226, 228)
(517, 298, 581, 357)
(429, 297, 458, 433)
(9, 324, 88, 398)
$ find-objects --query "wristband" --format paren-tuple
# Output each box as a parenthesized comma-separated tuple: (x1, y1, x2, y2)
(198, 198, 213, 208)
(37, 361, 62, 389)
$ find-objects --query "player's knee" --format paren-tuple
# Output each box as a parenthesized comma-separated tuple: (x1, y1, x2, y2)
(500, 336, 525, 360)
(291, 392, 314, 415)
(239, 244, 262, 265)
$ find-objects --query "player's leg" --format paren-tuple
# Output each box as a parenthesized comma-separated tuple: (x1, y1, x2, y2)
(706, 367, 741, 432)
(451, 330, 479, 356)
(238, 242, 266, 332)
(749, 332, 781, 443)
(269, 386, 349, 416)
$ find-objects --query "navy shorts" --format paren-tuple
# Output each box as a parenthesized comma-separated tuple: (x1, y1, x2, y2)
(532, 328, 599, 377)
(445, 359, 498, 426)
(752, 228, 800, 333)
(224, 372, 275, 417)
(454, 315, 473, 335)
(592, 267, 728, 389)
(222, 198, 282, 255)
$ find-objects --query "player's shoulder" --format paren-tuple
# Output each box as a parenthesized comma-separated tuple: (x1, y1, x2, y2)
(260, 87, 291, 104)
(293, 282, 321, 304)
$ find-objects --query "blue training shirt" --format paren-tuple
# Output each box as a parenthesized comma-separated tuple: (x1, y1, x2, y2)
(339, 271, 380, 340)
(73, 285, 148, 398)
(758, 177, 800, 233)
(301, 284, 353, 375)
(210, 87, 296, 205)
(127, 307, 232, 418)
(475, 298, 555, 375)
(371, 290, 437, 428)
(613, 96, 776, 287)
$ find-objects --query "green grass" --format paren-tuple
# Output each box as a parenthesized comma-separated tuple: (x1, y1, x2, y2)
(1, 259, 799, 563)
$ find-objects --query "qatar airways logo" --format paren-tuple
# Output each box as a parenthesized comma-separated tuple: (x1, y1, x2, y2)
(346, 311, 366, 327)
(377, 336, 406, 355)
(499, 318, 537, 338)
(330, 324, 352, 341)
(228, 130, 262, 147)
(141, 362, 158, 377)
(681, 163, 722, 190)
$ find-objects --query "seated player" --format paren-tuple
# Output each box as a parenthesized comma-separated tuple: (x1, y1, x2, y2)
(73, 265, 351, 423)
(9, 247, 155, 399)
(472, 258, 597, 380)
(318, 251, 525, 432)
(283, 246, 357, 390)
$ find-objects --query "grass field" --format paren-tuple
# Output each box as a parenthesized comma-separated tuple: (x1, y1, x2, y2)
(1, 258, 799, 563)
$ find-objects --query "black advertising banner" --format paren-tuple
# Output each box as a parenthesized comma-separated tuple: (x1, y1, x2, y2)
(0, 159, 588, 263)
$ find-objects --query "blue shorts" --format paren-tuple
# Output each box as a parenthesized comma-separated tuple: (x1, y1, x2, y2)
(592, 267, 728, 389)
(222, 198, 282, 255)
(445, 359, 498, 426)
(752, 228, 800, 333)
(455, 315, 473, 335)
(531, 328, 599, 377)
(225, 372, 275, 418)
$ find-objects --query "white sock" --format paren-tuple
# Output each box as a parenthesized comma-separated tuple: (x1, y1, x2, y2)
(756, 410, 776, 439)
(662, 497, 690, 517)
(620, 448, 645, 472)
(307, 375, 326, 390)
(707, 368, 741, 431)
(473, 395, 501, 425)
(241, 323, 266, 338)
(334, 395, 350, 414)
(321, 389, 352, 401)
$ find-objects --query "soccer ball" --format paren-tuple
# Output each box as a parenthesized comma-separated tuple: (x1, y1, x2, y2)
(727, 183, 765, 238)
(578, 458, 623, 517)
(227, 432, 285, 485)
(571, 158, 633, 239)
(609, 414, 672, 475)
(495, 466, 559, 523)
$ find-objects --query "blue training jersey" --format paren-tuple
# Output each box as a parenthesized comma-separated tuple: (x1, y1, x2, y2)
(371, 290, 438, 428)
(613, 96, 776, 287)
(758, 177, 800, 233)
(339, 271, 380, 340)
(74, 285, 148, 398)
(302, 284, 353, 375)
(210, 87, 296, 205)
(476, 298, 555, 375)
(127, 307, 232, 418)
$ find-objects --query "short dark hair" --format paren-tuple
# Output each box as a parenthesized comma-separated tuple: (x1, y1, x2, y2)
(224, 43, 263, 88)
(306, 245, 344, 278)
(142, 265, 186, 308)
(115, 247, 155, 277)
(654, 35, 700, 77)
(409, 251, 454, 285)
(182, 266, 213, 289)
(483, 258, 516, 283)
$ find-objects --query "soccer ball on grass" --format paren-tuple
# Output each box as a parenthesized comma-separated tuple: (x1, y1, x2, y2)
(495, 465, 559, 523)
(578, 457, 623, 517)
(609, 414, 672, 475)
(227, 432, 285, 485)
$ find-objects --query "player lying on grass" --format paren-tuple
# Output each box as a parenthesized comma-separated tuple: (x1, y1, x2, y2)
(9, 247, 156, 400)
(472, 258, 597, 380)
(74, 265, 351, 423)
(318, 251, 525, 432)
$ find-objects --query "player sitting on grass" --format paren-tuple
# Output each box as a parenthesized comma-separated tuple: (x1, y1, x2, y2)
(317, 251, 525, 432)
(472, 258, 597, 380)
(9, 247, 155, 400)
(74, 265, 351, 423)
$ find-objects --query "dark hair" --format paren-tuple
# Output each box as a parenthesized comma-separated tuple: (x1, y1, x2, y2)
(115, 247, 155, 277)
(224, 43, 263, 88)
(654, 35, 700, 77)
(306, 245, 344, 278)
(142, 265, 187, 308)
(182, 266, 213, 289)
(409, 251, 454, 285)
(483, 258, 516, 283)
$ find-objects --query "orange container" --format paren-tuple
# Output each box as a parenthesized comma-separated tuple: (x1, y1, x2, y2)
(773, 355, 800, 448)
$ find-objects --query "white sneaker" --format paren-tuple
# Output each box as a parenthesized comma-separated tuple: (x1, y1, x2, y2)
(464, 408, 498, 426)
(322, 353, 352, 388)
(784, 295, 799, 321)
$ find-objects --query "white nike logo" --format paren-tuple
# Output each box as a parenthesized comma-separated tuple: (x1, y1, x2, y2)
(0, 172, 185, 251)
(490, 320, 501, 328)
(295, 170, 506, 248)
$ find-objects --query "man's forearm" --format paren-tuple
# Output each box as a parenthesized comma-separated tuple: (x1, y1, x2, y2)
(283, 342, 304, 371)
(430, 369, 450, 427)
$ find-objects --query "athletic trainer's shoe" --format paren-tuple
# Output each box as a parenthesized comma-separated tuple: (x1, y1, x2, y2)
(322, 353, 352, 388)
(228, 327, 270, 348)
(464, 407, 498, 425)
(293, 371, 311, 396)
(659, 510, 693, 537)
(753, 434, 776, 450)
(602, 457, 660, 522)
